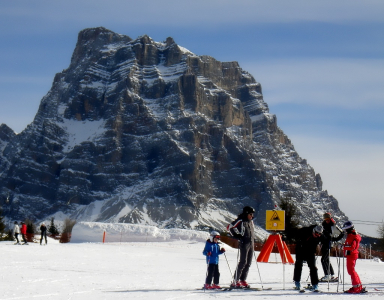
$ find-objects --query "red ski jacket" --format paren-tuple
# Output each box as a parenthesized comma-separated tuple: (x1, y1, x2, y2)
(21, 224, 27, 235)
(343, 231, 361, 257)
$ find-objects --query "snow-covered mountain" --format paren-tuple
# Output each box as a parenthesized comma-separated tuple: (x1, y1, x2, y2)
(0, 27, 346, 232)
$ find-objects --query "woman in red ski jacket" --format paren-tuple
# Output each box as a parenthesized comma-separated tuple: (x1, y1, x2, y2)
(342, 221, 364, 294)
(20, 222, 28, 244)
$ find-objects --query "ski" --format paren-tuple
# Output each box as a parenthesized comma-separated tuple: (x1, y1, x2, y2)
(196, 287, 224, 291)
(344, 287, 368, 294)
(222, 286, 264, 291)
(319, 277, 338, 283)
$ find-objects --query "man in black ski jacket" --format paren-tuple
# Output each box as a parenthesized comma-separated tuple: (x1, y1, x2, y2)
(227, 206, 256, 288)
(320, 212, 344, 281)
(293, 225, 323, 291)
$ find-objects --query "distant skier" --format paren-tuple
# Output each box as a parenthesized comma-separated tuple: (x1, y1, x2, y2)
(320, 212, 344, 281)
(227, 206, 255, 288)
(20, 222, 28, 245)
(13, 221, 20, 245)
(40, 223, 47, 245)
(342, 221, 365, 294)
(202, 231, 225, 290)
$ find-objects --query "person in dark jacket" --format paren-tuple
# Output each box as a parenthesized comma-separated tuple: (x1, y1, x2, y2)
(227, 206, 256, 288)
(293, 225, 323, 291)
(320, 212, 344, 281)
(40, 223, 47, 245)
(202, 231, 225, 289)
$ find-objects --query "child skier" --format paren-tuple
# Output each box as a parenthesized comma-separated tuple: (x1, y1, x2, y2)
(342, 221, 366, 294)
(202, 231, 225, 289)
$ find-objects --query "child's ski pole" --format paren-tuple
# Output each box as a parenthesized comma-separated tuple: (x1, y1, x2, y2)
(204, 255, 210, 292)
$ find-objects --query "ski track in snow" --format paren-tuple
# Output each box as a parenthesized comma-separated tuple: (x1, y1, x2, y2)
(1, 236, 384, 300)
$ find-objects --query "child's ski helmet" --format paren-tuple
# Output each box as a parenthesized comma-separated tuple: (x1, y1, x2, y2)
(210, 230, 220, 242)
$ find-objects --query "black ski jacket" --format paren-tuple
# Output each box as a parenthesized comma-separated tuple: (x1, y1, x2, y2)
(227, 213, 255, 243)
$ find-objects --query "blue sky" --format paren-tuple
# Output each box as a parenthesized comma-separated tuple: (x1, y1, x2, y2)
(1, 0, 383, 237)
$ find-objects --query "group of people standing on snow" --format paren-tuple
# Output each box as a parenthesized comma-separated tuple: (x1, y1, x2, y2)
(202, 206, 364, 294)
(13, 221, 48, 245)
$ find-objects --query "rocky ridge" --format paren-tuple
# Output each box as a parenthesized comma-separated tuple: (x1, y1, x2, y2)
(0, 27, 346, 233)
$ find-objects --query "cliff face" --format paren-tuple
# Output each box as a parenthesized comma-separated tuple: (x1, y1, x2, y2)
(0, 27, 346, 231)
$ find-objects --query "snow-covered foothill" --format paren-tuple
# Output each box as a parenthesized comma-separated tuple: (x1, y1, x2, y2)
(71, 221, 209, 243)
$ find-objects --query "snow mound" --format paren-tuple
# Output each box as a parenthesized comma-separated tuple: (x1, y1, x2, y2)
(373, 257, 383, 263)
(71, 222, 209, 243)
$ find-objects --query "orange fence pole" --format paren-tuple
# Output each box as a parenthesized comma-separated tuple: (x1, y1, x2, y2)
(102, 231, 106, 243)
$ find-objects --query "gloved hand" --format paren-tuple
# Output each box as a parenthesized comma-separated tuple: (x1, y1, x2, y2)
(207, 251, 212, 256)
(346, 250, 351, 255)
(220, 248, 225, 253)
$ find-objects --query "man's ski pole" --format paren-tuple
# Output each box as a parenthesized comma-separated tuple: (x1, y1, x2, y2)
(223, 252, 233, 279)
(328, 242, 331, 291)
(253, 251, 264, 290)
(336, 244, 341, 293)
(343, 246, 345, 292)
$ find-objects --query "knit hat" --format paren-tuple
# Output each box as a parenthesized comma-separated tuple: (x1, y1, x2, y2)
(313, 225, 323, 235)
(323, 212, 331, 219)
(342, 221, 354, 231)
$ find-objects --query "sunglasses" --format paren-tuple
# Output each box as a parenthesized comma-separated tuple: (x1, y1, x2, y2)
(213, 235, 220, 239)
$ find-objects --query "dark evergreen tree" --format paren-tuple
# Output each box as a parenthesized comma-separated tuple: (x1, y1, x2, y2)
(25, 219, 36, 234)
(278, 196, 300, 244)
(48, 217, 60, 236)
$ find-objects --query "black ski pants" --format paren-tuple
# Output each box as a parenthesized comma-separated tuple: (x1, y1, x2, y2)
(294, 251, 319, 286)
(205, 263, 220, 285)
(14, 233, 20, 243)
(235, 241, 253, 281)
(321, 242, 334, 276)
(40, 231, 47, 245)
(21, 233, 27, 243)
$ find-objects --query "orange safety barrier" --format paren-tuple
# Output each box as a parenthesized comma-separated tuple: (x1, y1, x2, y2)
(257, 234, 294, 264)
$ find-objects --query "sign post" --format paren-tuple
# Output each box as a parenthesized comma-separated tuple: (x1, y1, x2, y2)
(257, 209, 294, 290)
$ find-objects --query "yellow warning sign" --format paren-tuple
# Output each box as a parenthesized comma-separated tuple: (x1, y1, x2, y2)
(266, 210, 285, 231)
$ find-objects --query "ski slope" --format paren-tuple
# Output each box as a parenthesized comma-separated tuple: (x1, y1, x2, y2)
(1, 230, 384, 299)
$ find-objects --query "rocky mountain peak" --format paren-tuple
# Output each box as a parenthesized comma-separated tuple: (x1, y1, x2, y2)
(0, 28, 347, 233)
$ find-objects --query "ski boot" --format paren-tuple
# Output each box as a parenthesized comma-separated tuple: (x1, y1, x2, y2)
(211, 284, 221, 289)
(230, 281, 242, 289)
(320, 275, 331, 282)
(204, 284, 213, 290)
(239, 280, 250, 288)
(345, 285, 364, 294)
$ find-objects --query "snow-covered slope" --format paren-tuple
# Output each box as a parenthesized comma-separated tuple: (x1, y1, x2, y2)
(1, 235, 383, 299)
